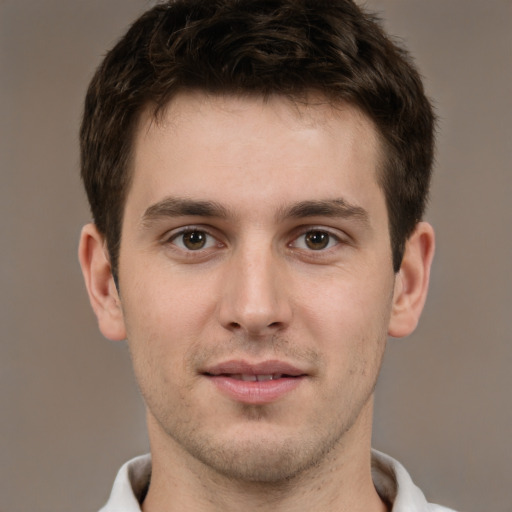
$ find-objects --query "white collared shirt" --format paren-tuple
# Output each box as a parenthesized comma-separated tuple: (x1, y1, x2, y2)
(99, 450, 457, 511)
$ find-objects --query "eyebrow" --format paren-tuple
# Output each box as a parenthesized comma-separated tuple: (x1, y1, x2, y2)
(141, 196, 369, 226)
(276, 199, 369, 225)
(141, 197, 231, 226)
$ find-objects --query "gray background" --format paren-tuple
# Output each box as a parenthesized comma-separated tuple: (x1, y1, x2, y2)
(1, 1, 510, 511)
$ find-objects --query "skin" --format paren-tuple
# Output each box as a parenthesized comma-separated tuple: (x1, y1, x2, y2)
(79, 92, 434, 512)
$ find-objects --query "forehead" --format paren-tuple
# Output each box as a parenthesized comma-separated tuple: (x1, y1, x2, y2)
(145, 92, 380, 152)
(127, 92, 384, 221)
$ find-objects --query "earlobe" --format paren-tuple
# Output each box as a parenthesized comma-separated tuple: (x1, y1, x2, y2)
(388, 222, 435, 338)
(78, 223, 127, 341)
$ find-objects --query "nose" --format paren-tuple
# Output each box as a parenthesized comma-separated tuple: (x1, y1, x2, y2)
(218, 244, 292, 336)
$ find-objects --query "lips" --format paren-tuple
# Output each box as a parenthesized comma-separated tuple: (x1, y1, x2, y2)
(202, 360, 307, 404)
(203, 359, 306, 377)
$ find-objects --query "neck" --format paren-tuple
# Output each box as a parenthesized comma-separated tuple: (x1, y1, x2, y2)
(142, 400, 387, 512)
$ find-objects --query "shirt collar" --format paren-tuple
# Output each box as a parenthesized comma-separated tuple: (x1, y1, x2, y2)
(99, 450, 449, 512)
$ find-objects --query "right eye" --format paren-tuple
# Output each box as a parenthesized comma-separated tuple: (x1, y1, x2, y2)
(169, 229, 218, 251)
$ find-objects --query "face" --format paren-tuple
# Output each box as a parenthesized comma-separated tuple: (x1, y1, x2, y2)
(117, 93, 397, 482)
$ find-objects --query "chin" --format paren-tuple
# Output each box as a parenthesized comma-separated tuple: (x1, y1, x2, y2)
(178, 426, 343, 484)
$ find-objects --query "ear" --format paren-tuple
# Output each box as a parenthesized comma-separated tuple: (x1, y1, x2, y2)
(388, 222, 435, 338)
(78, 223, 126, 341)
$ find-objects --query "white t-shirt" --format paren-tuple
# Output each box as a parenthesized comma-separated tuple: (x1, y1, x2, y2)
(99, 449, 458, 511)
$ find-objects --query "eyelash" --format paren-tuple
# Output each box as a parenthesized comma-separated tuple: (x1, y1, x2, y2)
(165, 227, 222, 252)
(288, 228, 342, 251)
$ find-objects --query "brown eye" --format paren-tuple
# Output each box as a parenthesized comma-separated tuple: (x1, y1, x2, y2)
(304, 231, 330, 250)
(182, 230, 207, 250)
(167, 228, 220, 254)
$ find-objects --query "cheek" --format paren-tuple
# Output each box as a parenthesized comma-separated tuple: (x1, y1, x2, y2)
(123, 264, 217, 334)
(295, 268, 393, 375)
(298, 267, 394, 330)
(121, 269, 220, 381)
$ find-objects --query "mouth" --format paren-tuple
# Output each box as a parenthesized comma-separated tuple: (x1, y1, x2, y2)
(202, 360, 307, 404)
(214, 373, 297, 382)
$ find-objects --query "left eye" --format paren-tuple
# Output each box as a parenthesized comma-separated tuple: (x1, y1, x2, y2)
(170, 230, 217, 251)
(291, 230, 339, 251)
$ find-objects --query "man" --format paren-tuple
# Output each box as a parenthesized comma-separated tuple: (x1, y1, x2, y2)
(78, 1, 454, 510)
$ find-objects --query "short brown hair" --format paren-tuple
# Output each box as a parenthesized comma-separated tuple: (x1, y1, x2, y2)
(80, 0, 435, 276)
